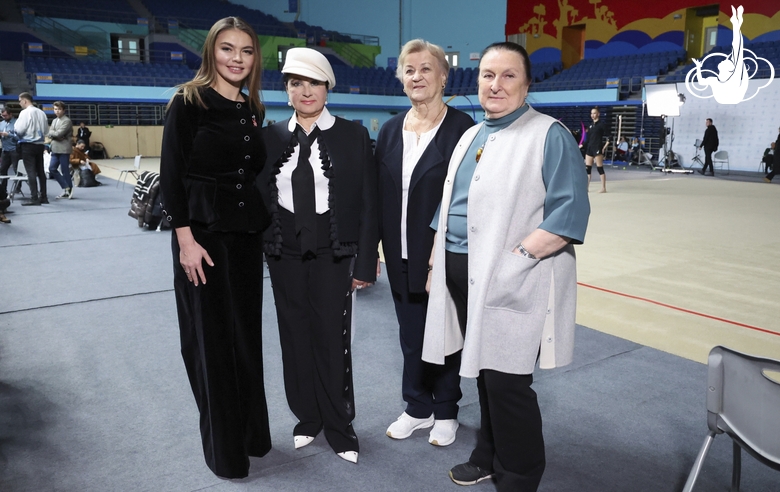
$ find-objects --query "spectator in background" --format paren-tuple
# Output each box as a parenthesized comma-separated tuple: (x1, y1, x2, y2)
(763, 127, 780, 183)
(70, 140, 101, 187)
(630, 137, 640, 163)
(615, 136, 629, 161)
(15, 92, 49, 206)
(761, 141, 775, 174)
(0, 108, 18, 223)
(48, 101, 74, 199)
(77, 122, 91, 150)
(698, 118, 719, 176)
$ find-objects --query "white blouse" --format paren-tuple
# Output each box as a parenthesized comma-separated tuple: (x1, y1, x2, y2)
(400, 107, 447, 259)
(276, 107, 336, 214)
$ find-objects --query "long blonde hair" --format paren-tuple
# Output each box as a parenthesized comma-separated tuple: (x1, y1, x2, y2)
(169, 17, 264, 118)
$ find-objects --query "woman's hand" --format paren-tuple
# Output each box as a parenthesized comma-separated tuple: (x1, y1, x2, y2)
(425, 233, 436, 294)
(352, 278, 372, 291)
(514, 229, 570, 260)
(176, 226, 214, 286)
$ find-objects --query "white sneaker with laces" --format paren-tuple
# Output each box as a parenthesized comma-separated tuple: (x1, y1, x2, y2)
(428, 419, 459, 446)
(386, 412, 434, 439)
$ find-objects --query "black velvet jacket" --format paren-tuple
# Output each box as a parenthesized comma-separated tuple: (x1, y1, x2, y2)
(160, 87, 270, 232)
(260, 116, 378, 282)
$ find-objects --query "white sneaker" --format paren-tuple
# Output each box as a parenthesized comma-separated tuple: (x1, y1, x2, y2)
(337, 451, 358, 463)
(428, 419, 459, 446)
(386, 412, 434, 439)
(294, 435, 315, 449)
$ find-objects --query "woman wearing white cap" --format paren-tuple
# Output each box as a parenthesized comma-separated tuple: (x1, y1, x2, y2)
(261, 47, 378, 464)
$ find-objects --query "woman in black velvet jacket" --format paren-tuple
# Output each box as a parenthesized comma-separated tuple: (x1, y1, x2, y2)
(159, 17, 272, 479)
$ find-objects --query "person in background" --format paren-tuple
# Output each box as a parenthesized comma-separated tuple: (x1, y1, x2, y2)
(580, 106, 608, 192)
(761, 141, 775, 174)
(0, 108, 18, 223)
(764, 127, 780, 183)
(261, 47, 378, 465)
(423, 42, 589, 491)
(615, 136, 629, 161)
(15, 92, 49, 206)
(48, 101, 74, 199)
(375, 39, 474, 447)
(159, 16, 272, 479)
(70, 140, 101, 187)
(698, 118, 719, 176)
(629, 136, 640, 163)
(77, 122, 91, 150)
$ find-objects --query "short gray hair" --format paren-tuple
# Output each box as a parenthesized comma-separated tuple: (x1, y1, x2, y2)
(396, 39, 449, 82)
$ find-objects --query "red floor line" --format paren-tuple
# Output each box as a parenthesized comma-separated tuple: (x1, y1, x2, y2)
(577, 282, 780, 337)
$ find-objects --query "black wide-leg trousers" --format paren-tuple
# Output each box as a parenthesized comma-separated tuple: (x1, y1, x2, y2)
(266, 208, 358, 454)
(445, 250, 546, 492)
(391, 259, 461, 420)
(172, 228, 271, 479)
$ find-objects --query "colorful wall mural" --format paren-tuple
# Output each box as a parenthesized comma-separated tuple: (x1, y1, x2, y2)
(506, 1, 780, 63)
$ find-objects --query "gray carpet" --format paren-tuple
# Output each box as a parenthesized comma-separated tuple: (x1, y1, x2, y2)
(0, 177, 778, 492)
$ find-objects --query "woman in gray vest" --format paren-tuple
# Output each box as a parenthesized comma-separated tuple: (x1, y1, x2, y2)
(423, 42, 590, 491)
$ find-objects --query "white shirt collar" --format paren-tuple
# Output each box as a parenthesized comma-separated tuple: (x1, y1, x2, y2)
(287, 106, 336, 133)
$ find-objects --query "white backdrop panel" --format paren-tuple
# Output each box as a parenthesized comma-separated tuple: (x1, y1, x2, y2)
(666, 78, 780, 171)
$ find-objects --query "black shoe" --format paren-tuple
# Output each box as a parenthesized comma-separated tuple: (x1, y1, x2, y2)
(449, 462, 494, 486)
(40, 196, 49, 204)
(707, 172, 714, 176)
(22, 199, 41, 206)
(697, 169, 705, 175)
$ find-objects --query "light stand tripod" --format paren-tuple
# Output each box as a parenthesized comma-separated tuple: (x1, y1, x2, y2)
(659, 117, 693, 174)
(689, 140, 704, 170)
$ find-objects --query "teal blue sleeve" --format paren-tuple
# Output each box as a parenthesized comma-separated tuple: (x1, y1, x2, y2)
(430, 202, 441, 231)
(540, 123, 590, 244)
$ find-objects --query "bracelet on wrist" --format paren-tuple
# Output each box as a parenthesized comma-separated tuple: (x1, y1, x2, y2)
(518, 243, 537, 260)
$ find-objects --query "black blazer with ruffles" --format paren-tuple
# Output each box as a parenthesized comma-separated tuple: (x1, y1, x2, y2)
(375, 107, 474, 294)
(260, 117, 378, 282)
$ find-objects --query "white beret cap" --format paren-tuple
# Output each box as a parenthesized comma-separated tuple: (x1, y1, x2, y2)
(281, 48, 336, 88)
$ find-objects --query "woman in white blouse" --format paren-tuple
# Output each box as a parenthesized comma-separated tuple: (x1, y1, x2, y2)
(375, 39, 474, 447)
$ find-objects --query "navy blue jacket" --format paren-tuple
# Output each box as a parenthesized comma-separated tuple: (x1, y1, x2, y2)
(375, 107, 474, 294)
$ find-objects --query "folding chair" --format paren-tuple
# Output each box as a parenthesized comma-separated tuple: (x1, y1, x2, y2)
(712, 150, 730, 175)
(682, 346, 780, 491)
(118, 155, 141, 189)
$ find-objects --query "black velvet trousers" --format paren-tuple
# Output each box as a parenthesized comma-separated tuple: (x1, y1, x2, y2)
(172, 228, 271, 479)
(266, 209, 358, 454)
(445, 250, 546, 492)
